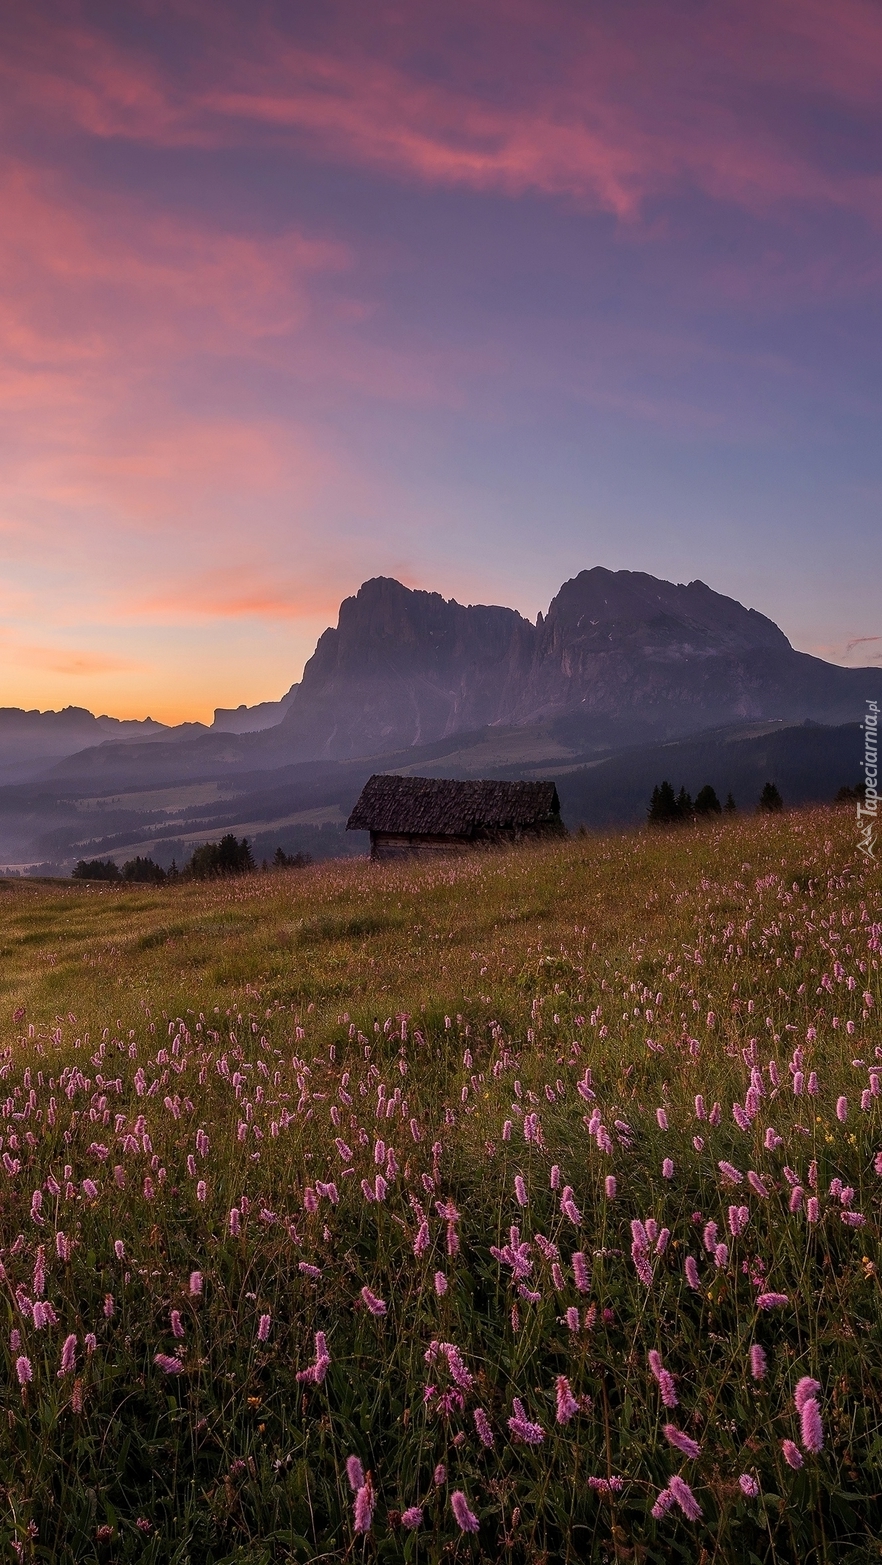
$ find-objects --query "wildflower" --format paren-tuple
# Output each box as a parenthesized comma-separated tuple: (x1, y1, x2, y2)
(58, 1334, 77, 1376)
(450, 1491, 480, 1533)
(16, 1355, 33, 1385)
(346, 1455, 365, 1491)
(257, 1313, 271, 1343)
(170, 1310, 184, 1339)
(555, 1375, 580, 1424)
(604, 1174, 617, 1199)
(473, 1406, 494, 1447)
(413, 1221, 430, 1257)
(508, 1396, 545, 1444)
(588, 1475, 624, 1493)
(663, 1424, 701, 1459)
(806, 1197, 820, 1223)
(565, 1305, 580, 1332)
(841, 1211, 866, 1227)
(714, 1242, 729, 1269)
(800, 1397, 824, 1453)
(189, 1271, 203, 1296)
(353, 1479, 374, 1533)
(749, 1344, 767, 1379)
(560, 1186, 581, 1224)
(572, 1251, 590, 1291)
(739, 1473, 759, 1497)
(298, 1262, 322, 1278)
(782, 1439, 803, 1469)
(718, 1161, 743, 1185)
(794, 1376, 821, 1411)
(684, 1255, 701, 1290)
(153, 1353, 184, 1374)
(656, 1107, 669, 1130)
(434, 1271, 448, 1295)
(82, 1179, 99, 1200)
(649, 1350, 678, 1408)
(550, 1164, 561, 1189)
(401, 1506, 423, 1528)
(360, 1286, 387, 1316)
(651, 1487, 674, 1518)
(789, 1187, 804, 1212)
(113, 1240, 125, 1261)
(836, 1096, 848, 1122)
(669, 1474, 703, 1520)
(228, 1208, 240, 1236)
(747, 1171, 768, 1198)
(756, 1292, 789, 1309)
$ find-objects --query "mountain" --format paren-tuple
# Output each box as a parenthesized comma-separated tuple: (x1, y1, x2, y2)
(0, 706, 172, 784)
(211, 685, 298, 734)
(270, 569, 879, 760)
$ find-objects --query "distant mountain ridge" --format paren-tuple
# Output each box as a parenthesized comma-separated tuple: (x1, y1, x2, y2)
(3, 567, 879, 790)
(271, 569, 879, 760)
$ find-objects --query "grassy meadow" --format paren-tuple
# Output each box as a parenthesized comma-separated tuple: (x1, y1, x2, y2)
(1, 806, 880, 1562)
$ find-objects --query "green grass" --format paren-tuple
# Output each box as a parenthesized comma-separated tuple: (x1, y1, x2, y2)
(0, 807, 880, 1562)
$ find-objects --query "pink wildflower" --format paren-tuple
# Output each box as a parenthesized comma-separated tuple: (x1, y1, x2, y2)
(450, 1491, 480, 1533)
(15, 1355, 32, 1385)
(473, 1406, 494, 1447)
(572, 1252, 590, 1291)
(651, 1487, 674, 1518)
(604, 1174, 617, 1199)
(669, 1475, 703, 1520)
(58, 1333, 77, 1376)
(662, 1158, 674, 1179)
(360, 1286, 387, 1316)
(756, 1292, 789, 1310)
(749, 1344, 767, 1379)
(401, 1506, 423, 1528)
(434, 1271, 448, 1296)
(782, 1439, 803, 1469)
(190, 1271, 203, 1296)
(663, 1424, 701, 1459)
(170, 1310, 184, 1339)
(508, 1396, 545, 1444)
(800, 1397, 824, 1453)
(836, 1096, 848, 1122)
(153, 1353, 183, 1374)
(353, 1480, 374, 1533)
(794, 1376, 821, 1412)
(257, 1313, 271, 1342)
(555, 1375, 580, 1424)
(684, 1256, 701, 1290)
(739, 1473, 759, 1497)
(514, 1174, 528, 1206)
(113, 1240, 125, 1261)
(588, 1476, 624, 1494)
(346, 1455, 364, 1492)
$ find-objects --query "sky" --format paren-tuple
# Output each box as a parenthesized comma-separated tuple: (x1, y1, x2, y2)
(0, 0, 880, 724)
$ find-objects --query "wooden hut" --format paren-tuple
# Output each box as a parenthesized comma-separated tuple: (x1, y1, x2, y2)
(346, 774, 565, 861)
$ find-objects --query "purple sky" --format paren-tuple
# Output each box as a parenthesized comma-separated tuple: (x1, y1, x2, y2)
(1, 0, 880, 721)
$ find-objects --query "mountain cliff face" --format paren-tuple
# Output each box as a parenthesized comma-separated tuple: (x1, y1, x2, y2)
(276, 577, 535, 758)
(272, 569, 878, 758)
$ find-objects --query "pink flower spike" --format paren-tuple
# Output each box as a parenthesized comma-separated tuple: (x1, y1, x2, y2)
(401, 1506, 423, 1529)
(663, 1424, 701, 1459)
(189, 1271, 203, 1296)
(669, 1474, 703, 1520)
(434, 1271, 448, 1296)
(353, 1480, 374, 1533)
(473, 1406, 494, 1447)
(782, 1439, 804, 1469)
(555, 1375, 580, 1424)
(346, 1455, 364, 1492)
(450, 1491, 480, 1533)
(749, 1344, 767, 1379)
(794, 1376, 821, 1412)
(153, 1353, 183, 1374)
(604, 1174, 617, 1199)
(684, 1255, 701, 1290)
(739, 1473, 759, 1498)
(514, 1174, 528, 1207)
(836, 1096, 848, 1122)
(662, 1158, 674, 1179)
(58, 1333, 77, 1376)
(360, 1286, 387, 1317)
(756, 1292, 789, 1310)
(15, 1355, 32, 1385)
(257, 1313, 271, 1343)
(651, 1487, 674, 1519)
(800, 1397, 824, 1453)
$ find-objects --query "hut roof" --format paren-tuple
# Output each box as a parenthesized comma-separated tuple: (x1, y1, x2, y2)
(346, 775, 561, 836)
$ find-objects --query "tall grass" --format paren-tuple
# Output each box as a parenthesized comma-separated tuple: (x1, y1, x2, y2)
(0, 806, 880, 1562)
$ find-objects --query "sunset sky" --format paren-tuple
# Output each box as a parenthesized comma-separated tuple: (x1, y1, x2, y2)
(1, 0, 880, 723)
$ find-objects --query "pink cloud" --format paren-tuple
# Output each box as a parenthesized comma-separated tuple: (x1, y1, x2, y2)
(3, 2, 881, 225)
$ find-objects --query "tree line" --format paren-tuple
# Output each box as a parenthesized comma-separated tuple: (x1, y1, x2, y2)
(71, 838, 310, 884)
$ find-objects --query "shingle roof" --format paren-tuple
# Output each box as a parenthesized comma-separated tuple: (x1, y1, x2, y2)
(346, 774, 562, 836)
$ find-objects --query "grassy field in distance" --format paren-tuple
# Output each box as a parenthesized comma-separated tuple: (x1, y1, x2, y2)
(1, 806, 880, 1562)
